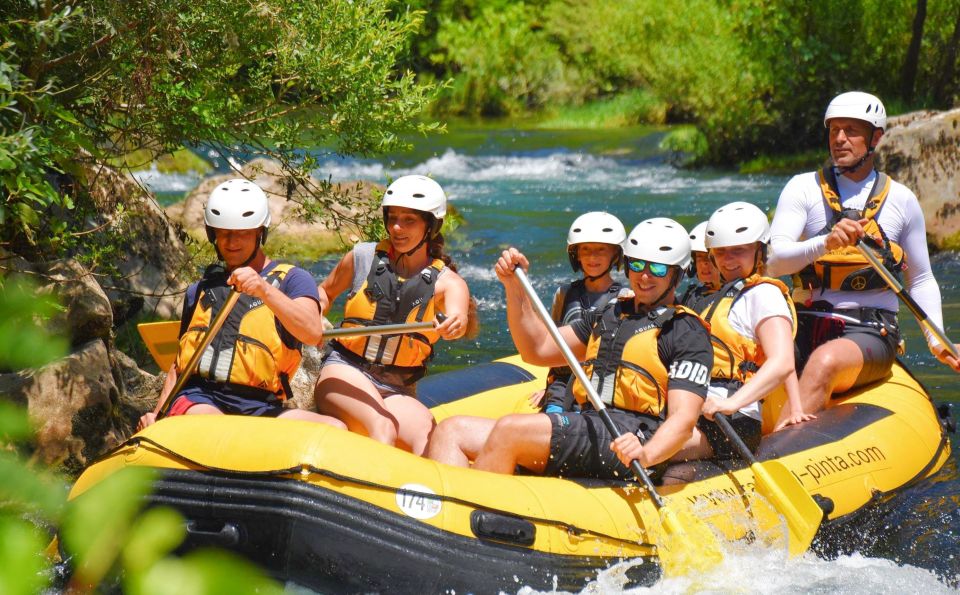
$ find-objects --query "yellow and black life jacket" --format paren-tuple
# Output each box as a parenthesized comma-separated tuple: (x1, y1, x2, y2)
(700, 275, 796, 387)
(571, 303, 707, 419)
(336, 240, 444, 369)
(795, 166, 905, 294)
(176, 263, 301, 400)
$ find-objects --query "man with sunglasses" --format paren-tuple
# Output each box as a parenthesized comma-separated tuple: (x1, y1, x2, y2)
(466, 218, 713, 481)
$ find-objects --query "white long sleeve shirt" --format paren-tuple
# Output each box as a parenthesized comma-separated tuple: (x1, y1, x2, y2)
(767, 168, 945, 350)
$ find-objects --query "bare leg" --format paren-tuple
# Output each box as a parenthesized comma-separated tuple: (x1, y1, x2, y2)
(314, 363, 399, 446)
(383, 395, 437, 456)
(472, 413, 552, 475)
(668, 426, 713, 462)
(183, 404, 224, 416)
(792, 337, 863, 418)
(278, 408, 347, 430)
(426, 416, 497, 467)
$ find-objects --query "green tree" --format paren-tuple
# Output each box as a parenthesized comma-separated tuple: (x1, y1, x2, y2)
(0, 0, 436, 264)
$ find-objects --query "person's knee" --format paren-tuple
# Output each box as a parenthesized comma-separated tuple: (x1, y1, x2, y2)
(367, 415, 399, 445)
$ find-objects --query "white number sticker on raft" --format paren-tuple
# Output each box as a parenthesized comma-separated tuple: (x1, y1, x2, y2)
(396, 483, 442, 520)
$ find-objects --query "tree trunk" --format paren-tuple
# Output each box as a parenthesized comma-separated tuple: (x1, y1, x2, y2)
(933, 7, 960, 106)
(901, 0, 928, 103)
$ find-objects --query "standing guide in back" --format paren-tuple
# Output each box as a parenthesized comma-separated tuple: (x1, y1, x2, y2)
(768, 91, 960, 424)
(679, 221, 721, 311)
(463, 219, 713, 479)
(313, 175, 471, 456)
(139, 180, 344, 429)
(667, 203, 810, 475)
(426, 211, 625, 466)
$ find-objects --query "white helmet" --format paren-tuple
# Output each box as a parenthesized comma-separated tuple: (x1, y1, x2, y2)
(704, 201, 770, 249)
(382, 175, 446, 218)
(567, 211, 626, 272)
(689, 221, 709, 253)
(623, 218, 691, 270)
(824, 91, 886, 130)
(204, 179, 271, 244)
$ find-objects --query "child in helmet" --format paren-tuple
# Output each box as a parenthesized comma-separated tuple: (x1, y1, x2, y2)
(314, 175, 470, 456)
(139, 179, 344, 429)
(535, 212, 625, 413)
(670, 202, 811, 464)
(428, 212, 624, 467)
(679, 221, 721, 311)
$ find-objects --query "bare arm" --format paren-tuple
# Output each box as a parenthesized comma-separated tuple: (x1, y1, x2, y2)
(496, 248, 587, 366)
(703, 315, 795, 418)
(138, 363, 178, 429)
(230, 266, 324, 345)
(434, 270, 470, 340)
(611, 389, 703, 468)
(317, 250, 355, 316)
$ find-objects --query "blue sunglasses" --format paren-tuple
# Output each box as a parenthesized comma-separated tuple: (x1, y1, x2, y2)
(625, 258, 670, 278)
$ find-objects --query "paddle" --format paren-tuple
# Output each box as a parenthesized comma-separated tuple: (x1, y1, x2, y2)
(713, 413, 821, 556)
(856, 242, 960, 360)
(157, 289, 241, 419)
(322, 315, 446, 340)
(513, 267, 724, 575)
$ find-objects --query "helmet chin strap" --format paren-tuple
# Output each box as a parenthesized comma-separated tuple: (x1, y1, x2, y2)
(644, 268, 681, 311)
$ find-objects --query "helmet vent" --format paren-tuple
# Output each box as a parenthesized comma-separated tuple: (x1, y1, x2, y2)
(413, 193, 425, 198)
(242, 210, 255, 217)
(736, 226, 748, 233)
(659, 246, 671, 252)
(630, 239, 638, 246)
(573, 227, 583, 233)
(386, 190, 393, 195)
(241, 188, 250, 192)
(211, 209, 221, 215)
(602, 227, 613, 232)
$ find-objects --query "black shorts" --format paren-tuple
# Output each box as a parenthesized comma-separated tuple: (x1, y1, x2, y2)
(795, 305, 900, 390)
(697, 413, 761, 460)
(544, 408, 666, 481)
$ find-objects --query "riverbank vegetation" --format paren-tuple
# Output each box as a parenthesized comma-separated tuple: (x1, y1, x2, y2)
(407, 0, 960, 166)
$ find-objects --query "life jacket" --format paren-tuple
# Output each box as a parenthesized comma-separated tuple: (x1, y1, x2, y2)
(175, 262, 301, 400)
(546, 279, 623, 388)
(795, 166, 905, 294)
(335, 240, 444, 369)
(551, 279, 623, 326)
(700, 275, 796, 387)
(571, 303, 706, 419)
(679, 282, 717, 313)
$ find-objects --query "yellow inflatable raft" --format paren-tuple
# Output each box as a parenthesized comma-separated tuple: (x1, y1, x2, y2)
(67, 355, 952, 593)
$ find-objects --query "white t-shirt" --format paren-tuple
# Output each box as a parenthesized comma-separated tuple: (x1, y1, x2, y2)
(707, 283, 794, 421)
(767, 168, 944, 349)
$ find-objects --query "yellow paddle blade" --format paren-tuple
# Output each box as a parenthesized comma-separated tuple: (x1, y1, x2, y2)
(750, 459, 822, 557)
(655, 505, 725, 577)
(137, 321, 180, 370)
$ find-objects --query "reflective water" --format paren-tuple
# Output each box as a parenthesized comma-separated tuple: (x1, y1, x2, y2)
(141, 125, 960, 591)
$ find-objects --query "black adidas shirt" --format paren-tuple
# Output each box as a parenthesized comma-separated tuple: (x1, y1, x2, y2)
(568, 301, 712, 399)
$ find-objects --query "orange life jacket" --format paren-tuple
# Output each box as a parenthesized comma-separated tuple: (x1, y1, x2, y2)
(335, 240, 444, 369)
(572, 303, 709, 418)
(700, 275, 795, 386)
(176, 263, 301, 400)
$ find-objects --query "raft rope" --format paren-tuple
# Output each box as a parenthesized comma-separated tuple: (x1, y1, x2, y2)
(98, 435, 656, 550)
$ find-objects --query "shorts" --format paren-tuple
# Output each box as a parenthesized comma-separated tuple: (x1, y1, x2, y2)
(796, 304, 900, 390)
(544, 408, 666, 481)
(169, 386, 285, 417)
(698, 413, 761, 460)
(320, 344, 418, 398)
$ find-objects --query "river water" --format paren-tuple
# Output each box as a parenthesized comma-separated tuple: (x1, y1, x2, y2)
(143, 125, 959, 592)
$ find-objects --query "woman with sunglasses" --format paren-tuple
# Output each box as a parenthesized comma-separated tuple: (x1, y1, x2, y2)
(670, 202, 811, 466)
(461, 218, 713, 481)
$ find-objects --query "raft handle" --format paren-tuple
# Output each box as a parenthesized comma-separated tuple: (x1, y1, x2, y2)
(812, 495, 835, 519)
(186, 520, 242, 547)
(470, 510, 536, 547)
